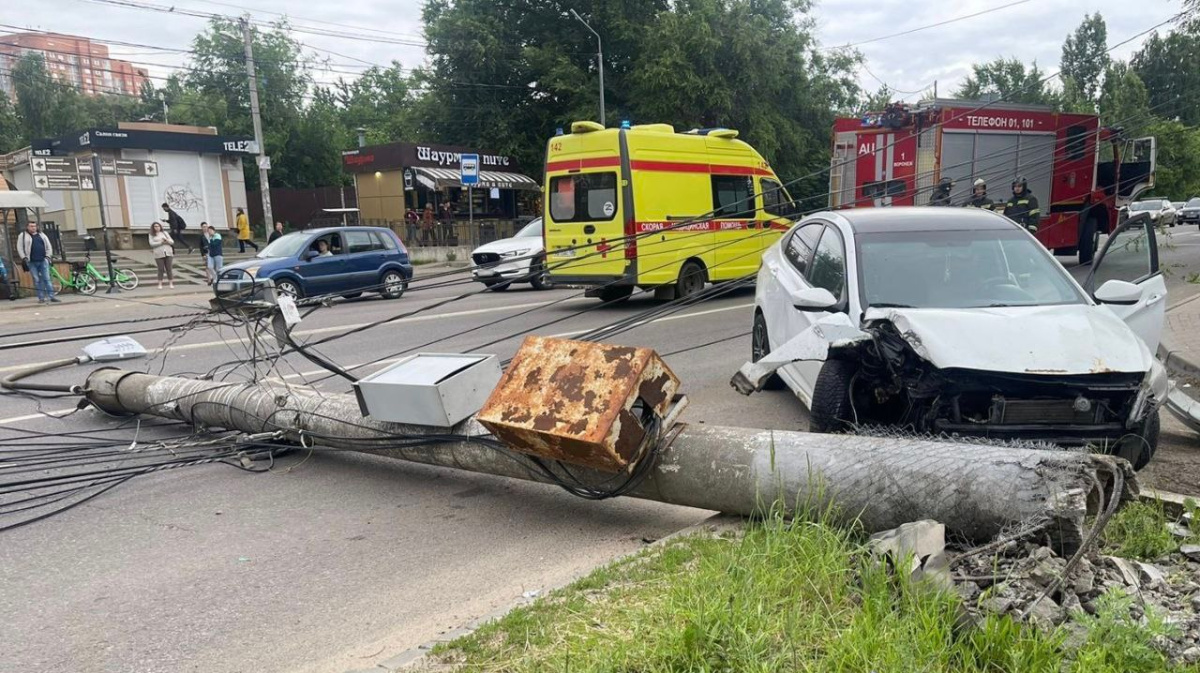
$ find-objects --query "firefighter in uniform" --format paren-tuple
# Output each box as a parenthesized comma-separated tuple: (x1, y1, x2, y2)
(964, 178, 993, 209)
(929, 177, 953, 206)
(1004, 177, 1040, 232)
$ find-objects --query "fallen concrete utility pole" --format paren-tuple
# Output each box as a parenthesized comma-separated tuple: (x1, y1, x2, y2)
(84, 369, 1136, 553)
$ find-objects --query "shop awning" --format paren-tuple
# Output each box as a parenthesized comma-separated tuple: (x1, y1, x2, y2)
(412, 167, 539, 191)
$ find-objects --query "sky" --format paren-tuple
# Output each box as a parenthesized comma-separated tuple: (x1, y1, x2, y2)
(2, 0, 1186, 103)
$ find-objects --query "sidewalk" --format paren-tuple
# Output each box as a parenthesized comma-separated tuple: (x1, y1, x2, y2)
(1159, 292, 1200, 384)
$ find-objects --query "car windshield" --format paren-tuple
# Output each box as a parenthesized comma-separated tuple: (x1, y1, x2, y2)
(857, 229, 1085, 310)
(515, 219, 543, 238)
(1188, 198, 1200, 207)
(258, 233, 310, 259)
(1129, 201, 1161, 211)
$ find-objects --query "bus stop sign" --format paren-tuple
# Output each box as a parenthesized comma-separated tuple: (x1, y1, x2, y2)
(460, 153, 479, 186)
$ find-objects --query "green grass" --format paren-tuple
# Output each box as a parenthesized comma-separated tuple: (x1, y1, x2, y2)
(1103, 499, 1198, 561)
(430, 514, 1193, 672)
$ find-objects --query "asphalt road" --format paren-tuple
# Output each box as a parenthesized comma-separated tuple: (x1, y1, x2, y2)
(0, 271, 800, 673)
(2, 227, 1199, 672)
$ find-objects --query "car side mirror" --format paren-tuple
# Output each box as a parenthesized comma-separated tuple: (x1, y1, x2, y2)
(302, 250, 320, 262)
(1094, 279, 1143, 305)
(790, 286, 838, 311)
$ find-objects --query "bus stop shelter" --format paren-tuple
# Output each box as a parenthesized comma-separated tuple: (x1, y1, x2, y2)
(0, 190, 50, 300)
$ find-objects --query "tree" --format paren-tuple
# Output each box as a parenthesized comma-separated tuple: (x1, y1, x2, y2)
(335, 63, 416, 145)
(417, 0, 857, 193)
(1140, 119, 1200, 200)
(0, 94, 23, 152)
(955, 58, 1059, 107)
(1098, 62, 1150, 133)
(624, 0, 858, 192)
(1131, 23, 1200, 127)
(185, 18, 313, 189)
(1060, 13, 1109, 112)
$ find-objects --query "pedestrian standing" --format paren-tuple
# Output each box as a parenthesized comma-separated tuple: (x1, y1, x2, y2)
(404, 208, 419, 246)
(148, 221, 176, 289)
(441, 201, 456, 245)
(1004, 177, 1041, 233)
(206, 224, 224, 281)
(199, 223, 212, 284)
(421, 204, 435, 246)
(929, 178, 954, 206)
(161, 202, 194, 254)
(235, 208, 259, 253)
(17, 221, 59, 304)
(964, 178, 993, 209)
(268, 221, 285, 244)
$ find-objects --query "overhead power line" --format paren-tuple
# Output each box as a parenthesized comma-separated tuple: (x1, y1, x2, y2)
(826, 0, 1034, 51)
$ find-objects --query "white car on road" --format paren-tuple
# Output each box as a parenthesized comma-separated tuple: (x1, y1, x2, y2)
(735, 208, 1168, 469)
(470, 218, 551, 291)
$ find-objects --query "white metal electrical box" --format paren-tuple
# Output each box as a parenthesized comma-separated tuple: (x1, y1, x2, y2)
(352, 353, 502, 427)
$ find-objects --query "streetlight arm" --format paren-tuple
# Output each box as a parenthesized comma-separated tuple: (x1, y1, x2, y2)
(570, 8, 605, 127)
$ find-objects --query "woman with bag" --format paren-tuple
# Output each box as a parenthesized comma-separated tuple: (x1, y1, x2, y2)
(148, 221, 176, 289)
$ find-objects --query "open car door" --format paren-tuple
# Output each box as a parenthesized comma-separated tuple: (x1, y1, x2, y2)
(1085, 213, 1167, 350)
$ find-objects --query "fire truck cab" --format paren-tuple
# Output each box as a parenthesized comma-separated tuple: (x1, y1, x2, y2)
(829, 99, 1156, 263)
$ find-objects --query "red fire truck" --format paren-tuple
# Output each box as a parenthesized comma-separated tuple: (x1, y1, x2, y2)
(829, 99, 1156, 263)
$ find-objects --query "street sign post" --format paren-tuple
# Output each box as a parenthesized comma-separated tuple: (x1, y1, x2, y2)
(461, 154, 479, 232)
(31, 156, 158, 189)
(90, 154, 119, 295)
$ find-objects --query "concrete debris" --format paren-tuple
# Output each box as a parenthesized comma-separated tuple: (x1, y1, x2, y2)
(1169, 522, 1194, 539)
(957, 537, 1200, 665)
(1104, 555, 1143, 588)
(1182, 544, 1200, 562)
(869, 520, 953, 591)
(1136, 561, 1168, 588)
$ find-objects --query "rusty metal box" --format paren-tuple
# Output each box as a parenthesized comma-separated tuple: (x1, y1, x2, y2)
(477, 336, 680, 472)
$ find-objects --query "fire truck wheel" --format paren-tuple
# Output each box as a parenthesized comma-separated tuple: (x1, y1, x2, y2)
(1078, 217, 1098, 264)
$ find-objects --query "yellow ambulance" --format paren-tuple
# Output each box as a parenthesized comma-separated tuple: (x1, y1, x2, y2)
(544, 121, 794, 301)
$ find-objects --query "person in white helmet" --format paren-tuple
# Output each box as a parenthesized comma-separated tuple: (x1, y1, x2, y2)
(964, 178, 993, 209)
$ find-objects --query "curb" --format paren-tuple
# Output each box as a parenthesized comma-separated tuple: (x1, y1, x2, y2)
(348, 513, 741, 673)
(1158, 339, 1200, 385)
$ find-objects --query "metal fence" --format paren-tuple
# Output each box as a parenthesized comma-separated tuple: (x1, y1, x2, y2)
(358, 218, 531, 249)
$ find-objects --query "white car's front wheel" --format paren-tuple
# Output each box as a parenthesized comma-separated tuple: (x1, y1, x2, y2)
(809, 359, 858, 433)
(751, 311, 785, 391)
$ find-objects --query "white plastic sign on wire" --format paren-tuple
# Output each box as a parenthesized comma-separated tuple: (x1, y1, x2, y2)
(277, 295, 302, 328)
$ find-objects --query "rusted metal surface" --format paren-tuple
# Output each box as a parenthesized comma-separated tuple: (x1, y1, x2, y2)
(477, 336, 680, 472)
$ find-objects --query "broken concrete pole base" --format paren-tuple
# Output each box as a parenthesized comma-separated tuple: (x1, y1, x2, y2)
(960, 542, 1200, 663)
(85, 369, 1137, 554)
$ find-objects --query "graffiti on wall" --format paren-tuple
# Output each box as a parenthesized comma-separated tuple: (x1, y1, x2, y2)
(163, 184, 203, 212)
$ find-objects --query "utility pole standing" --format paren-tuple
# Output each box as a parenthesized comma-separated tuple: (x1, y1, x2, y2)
(570, 9, 605, 127)
(91, 154, 119, 294)
(241, 15, 273, 229)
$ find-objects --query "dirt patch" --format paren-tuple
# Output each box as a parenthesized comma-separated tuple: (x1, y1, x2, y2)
(1140, 414, 1200, 497)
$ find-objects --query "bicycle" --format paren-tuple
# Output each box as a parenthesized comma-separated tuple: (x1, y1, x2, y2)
(49, 252, 139, 294)
(49, 260, 98, 296)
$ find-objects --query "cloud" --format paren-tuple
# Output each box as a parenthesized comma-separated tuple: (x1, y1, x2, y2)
(4, 0, 1177, 100)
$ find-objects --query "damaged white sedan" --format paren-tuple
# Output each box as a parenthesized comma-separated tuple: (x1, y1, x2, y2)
(733, 208, 1168, 469)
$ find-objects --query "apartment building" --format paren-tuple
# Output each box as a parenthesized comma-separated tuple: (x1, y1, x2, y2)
(0, 32, 150, 99)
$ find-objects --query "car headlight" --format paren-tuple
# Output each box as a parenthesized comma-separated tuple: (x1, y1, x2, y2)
(244, 266, 261, 278)
(500, 249, 531, 258)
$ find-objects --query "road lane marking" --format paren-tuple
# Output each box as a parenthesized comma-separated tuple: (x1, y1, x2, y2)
(0, 300, 565, 374)
(0, 301, 757, 424)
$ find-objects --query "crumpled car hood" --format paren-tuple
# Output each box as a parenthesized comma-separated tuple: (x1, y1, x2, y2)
(864, 305, 1154, 376)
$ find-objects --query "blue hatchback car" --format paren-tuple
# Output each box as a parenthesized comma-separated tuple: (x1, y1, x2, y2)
(220, 226, 413, 300)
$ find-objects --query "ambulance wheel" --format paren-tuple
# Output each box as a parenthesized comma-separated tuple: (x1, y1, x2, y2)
(676, 260, 706, 299)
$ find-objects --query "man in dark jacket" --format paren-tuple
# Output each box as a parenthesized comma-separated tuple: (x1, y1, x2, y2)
(929, 178, 953, 206)
(161, 203, 194, 254)
(1004, 177, 1041, 232)
(964, 178, 993, 209)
